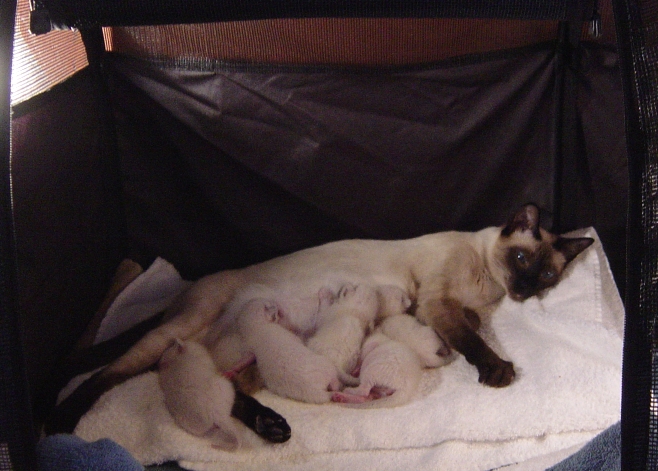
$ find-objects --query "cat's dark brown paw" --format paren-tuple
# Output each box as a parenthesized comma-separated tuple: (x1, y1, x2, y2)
(255, 412, 291, 443)
(232, 390, 291, 443)
(477, 359, 515, 387)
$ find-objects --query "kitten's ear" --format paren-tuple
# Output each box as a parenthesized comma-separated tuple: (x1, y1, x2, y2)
(554, 237, 595, 263)
(501, 204, 540, 238)
(174, 338, 185, 354)
(160, 338, 185, 366)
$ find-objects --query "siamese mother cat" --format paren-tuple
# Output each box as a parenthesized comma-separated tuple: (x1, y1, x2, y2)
(49, 204, 593, 443)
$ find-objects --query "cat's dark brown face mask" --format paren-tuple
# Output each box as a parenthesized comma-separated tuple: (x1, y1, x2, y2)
(501, 204, 594, 302)
(505, 243, 560, 301)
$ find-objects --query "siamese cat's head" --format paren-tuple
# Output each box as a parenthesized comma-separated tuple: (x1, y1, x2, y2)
(497, 204, 594, 302)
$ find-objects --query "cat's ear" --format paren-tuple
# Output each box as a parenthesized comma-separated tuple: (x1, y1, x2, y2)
(501, 203, 540, 238)
(554, 237, 595, 263)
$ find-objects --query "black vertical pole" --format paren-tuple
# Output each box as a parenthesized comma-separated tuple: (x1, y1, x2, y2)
(0, 0, 38, 469)
(553, 1, 596, 235)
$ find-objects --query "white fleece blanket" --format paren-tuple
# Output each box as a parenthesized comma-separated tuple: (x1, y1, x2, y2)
(74, 228, 623, 471)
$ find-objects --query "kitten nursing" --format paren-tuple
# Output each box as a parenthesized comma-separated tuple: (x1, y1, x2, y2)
(158, 281, 441, 438)
(305, 284, 376, 382)
(52, 204, 595, 443)
(331, 312, 450, 407)
(158, 339, 241, 450)
(307, 283, 413, 381)
(236, 297, 359, 404)
(158, 282, 436, 442)
(216, 282, 424, 405)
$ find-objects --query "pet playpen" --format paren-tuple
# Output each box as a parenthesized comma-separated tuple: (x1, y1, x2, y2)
(0, 0, 656, 469)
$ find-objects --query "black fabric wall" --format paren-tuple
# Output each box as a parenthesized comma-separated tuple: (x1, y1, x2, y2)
(11, 69, 125, 425)
(105, 43, 627, 285)
(6, 32, 628, 461)
(1, 0, 36, 468)
(5, 0, 658, 470)
(3, 10, 632, 471)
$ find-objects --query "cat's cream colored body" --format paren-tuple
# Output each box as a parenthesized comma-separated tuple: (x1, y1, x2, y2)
(51, 204, 594, 436)
(106, 204, 595, 394)
(106, 226, 509, 379)
(230, 226, 506, 309)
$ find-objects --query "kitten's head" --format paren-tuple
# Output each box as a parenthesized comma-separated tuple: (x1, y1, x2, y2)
(497, 204, 594, 302)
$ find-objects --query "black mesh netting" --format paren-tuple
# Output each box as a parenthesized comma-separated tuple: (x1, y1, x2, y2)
(614, 0, 658, 468)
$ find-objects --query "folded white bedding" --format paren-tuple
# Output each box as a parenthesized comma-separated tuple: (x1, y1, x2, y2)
(74, 228, 623, 471)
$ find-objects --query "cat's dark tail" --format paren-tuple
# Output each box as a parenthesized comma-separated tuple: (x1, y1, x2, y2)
(43, 312, 291, 444)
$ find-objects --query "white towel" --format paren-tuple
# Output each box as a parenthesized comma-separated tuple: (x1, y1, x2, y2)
(94, 257, 192, 344)
(74, 228, 623, 471)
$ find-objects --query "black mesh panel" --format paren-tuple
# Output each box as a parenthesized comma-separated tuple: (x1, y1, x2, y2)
(614, 0, 658, 469)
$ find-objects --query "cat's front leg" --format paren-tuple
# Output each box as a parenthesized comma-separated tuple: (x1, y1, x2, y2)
(415, 297, 514, 387)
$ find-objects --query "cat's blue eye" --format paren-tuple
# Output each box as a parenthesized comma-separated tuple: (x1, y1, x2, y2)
(516, 251, 527, 264)
(541, 270, 555, 280)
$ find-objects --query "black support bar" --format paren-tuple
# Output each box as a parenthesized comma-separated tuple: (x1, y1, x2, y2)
(29, 0, 579, 34)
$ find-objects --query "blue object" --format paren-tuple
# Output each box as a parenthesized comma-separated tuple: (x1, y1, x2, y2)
(37, 434, 144, 471)
(548, 422, 621, 471)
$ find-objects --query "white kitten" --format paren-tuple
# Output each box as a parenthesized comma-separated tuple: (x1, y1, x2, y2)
(307, 314, 365, 379)
(331, 315, 450, 408)
(158, 339, 241, 450)
(237, 298, 357, 404)
(378, 314, 452, 368)
(206, 282, 325, 373)
(332, 332, 423, 408)
(307, 283, 378, 377)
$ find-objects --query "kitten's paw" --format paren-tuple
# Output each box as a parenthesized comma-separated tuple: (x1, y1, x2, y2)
(477, 358, 515, 387)
(437, 343, 452, 357)
(337, 283, 357, 299)
(244, 299, 281, 323)
(208, 425, 241, 451)
(332, 391, 368, 404)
